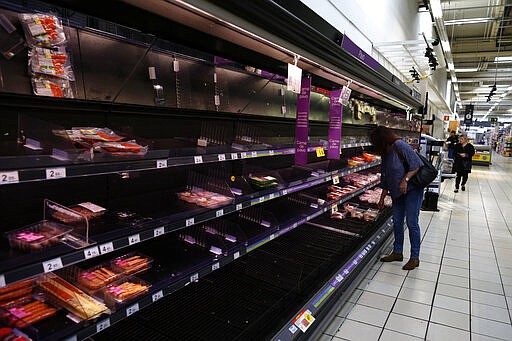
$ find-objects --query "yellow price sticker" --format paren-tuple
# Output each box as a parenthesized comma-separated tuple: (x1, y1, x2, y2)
(316, 147, 325, 157)
(230, 176, 235, 182)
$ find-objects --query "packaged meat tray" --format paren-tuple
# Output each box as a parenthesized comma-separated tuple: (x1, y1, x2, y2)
(77, 265, 123, 292)
(177, 190, 233, 208)
(350, 207, 365, 219)
(19, 13, 67, 47)
(93, 141, 148, 157)
(5, 221, 72, 252)
(0, 280, 35, 309)
(111, 252, 153, 275)
(31, 74, 73, 98)
(38, 273, 109, 320)
(29, 46, 74, 80)
(364, 208, 380, 221)
(1, 299, 57, 328)
(248, 175, 278, 189)
(343, 202, 359, 212)
(103, 277, 150, 306)
(52, 202, 106, 224)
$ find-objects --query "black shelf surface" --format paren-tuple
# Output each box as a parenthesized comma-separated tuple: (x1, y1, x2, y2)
(0, 141, 372, 185)
(0, 159, 381, 287)
(26, 179, 380, 341)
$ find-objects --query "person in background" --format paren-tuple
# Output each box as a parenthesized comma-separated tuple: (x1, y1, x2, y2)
(453, 133, 475, 193)
(370, 126, 423, 270)
(446, 130, 458, 160)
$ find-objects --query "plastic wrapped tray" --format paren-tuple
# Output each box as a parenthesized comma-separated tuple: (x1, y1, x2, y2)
(77, 264, 124, 292)
(52, 202, 106, 224)
(0, 280, 35, 309)
(111, 252, 153, 276)
(5, 221, 72, 252)
(343, 202, 359, 212)
(102, 277, 150, 307)
(364, 208, 380, 222)
(1, 298, 57, 328)
(350, 207, 365, 219)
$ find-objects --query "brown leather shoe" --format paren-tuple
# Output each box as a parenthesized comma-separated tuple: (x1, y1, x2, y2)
(402, 258, 420, 270)
(380, 252, 403, 262)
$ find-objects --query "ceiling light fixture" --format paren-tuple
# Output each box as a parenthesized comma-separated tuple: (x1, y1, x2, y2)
(429, 0, 443, 19)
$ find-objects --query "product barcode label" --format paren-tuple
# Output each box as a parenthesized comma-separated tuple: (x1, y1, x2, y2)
(194, 156, 203, 164)
(234, 251, 240, 260)
(269, 150, 275, 156)
(251, 151, 257, 158)
(241, 152, 247, 159)
(152, 290, 164, 302)
(83, 246, 100, 259)
(154, 227, 165, 237)
(96, 318, 110, 332)
(236, 203, 243, 211)
(46, 167, 66, 179)
(0, 274, 5, 288)
(212, 262, 220, 271)
(190, 273, 199, 282)
(43, 258, 63, 273)
(218, 154, 226, 161)
(0, 171, 19, 184)
(216, 209, 224, 217)
(128, 234, 140, 245)
(99, 242, 114, 254)
(156, 159, 168, 168)
(186, 218, 195, 227)
(231, 153, 238, 160)
(126, 303, 139, 317)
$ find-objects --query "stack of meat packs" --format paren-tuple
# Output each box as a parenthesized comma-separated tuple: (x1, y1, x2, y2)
(19, 13, 74, 98)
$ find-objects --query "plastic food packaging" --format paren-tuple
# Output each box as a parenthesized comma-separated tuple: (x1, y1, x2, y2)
(330, 210, 347, 220)
(364, 208, 380, 221)
(248, 176, 278, 189)
(350, 207, 365, 219)
(1, 299, 57, 328)
(343, 202, 359, 212)
(77, 265, 123, 292)
(78, 128, 123, 143)
(103, 277, 150, 306)
(93, 141, 148, 157)
(111, 252, 153, 275)
(29, 46, 74, 80)
(5, 221, 72, 252)
(19, 13, 66, 47)
(177, 190, 233, 208)
(0, 280, 34, 309)
(52, 202, 106, 224)
(31, 74, 73, 98)
(38, 273, 109, 320)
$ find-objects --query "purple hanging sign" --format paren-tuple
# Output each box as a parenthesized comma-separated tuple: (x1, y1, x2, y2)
(294, 77, 311, 165)
(328, 89, 343, 159)
(341, 36, 380, 71)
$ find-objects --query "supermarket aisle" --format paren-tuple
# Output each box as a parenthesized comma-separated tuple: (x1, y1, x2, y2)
(318, 153, 512, 341)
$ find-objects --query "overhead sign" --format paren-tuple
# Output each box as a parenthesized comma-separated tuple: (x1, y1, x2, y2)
(463, 104, 474, 125)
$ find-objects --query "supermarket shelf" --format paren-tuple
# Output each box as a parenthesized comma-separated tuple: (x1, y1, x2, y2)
(0, 160, 381, 287)
(272, 216, 393, 341)
(57, 182, 380, 341)
(0, 142, 371, 185)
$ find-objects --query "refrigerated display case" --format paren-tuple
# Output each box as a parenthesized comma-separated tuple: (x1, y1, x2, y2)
(0, 0, 422, 340)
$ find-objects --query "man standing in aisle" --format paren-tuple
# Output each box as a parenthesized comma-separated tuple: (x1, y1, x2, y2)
(453, 133, 475, 193)
(446, 130, 458, 161)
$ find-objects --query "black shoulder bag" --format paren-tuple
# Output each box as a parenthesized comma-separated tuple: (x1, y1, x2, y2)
(393, 146, 438, 188)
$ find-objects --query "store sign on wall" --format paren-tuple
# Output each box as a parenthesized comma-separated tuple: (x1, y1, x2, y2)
(328, 89, 342, 159)
(295, 77, 311, 165)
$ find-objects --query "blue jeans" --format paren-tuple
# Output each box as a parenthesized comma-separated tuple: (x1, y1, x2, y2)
(391, 187, 423, 259)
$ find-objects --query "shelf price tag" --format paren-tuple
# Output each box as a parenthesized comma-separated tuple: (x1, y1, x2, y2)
(241, 152, 247, 159)
(0, 171, 19, 184)
(126, 303, 139, 317)
(83, 246, 100, 259)
(269, 150, 275, 156)
(332, 175, 340, 185)
(190, 273, 199, 282)
(154, 227, 165, 237)
(43, 257, 63, 273)
(233, 251, 240, 260)
(269, 193, 275, 200)
(96, 318, 110, 333)
(236, 203, 243, 211)
(212, 262, 220, 271)
(331, 204, 338, 214)
(194, 156, 203, 164)
(259, 197, 265, 203)
(269, 234, 275, 240)
(128, 234, 140, 245)
(46, 167, 66, 179)
(156, 159, 168, 168)
(231, 153, 238, 160)
(152, 290, 164, 302)
(185, 218, 195, 227)
(0, 274, 5, 288)
(99, 242, 114, 254)
(216, 209, 224, 217)
(315, 147, 325, 157)
(218, 154, 226, 161)
(251, 151, 257, 158)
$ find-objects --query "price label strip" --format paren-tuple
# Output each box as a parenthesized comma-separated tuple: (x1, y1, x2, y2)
(156, 159, 168, 168)
(128, 234, 140, 245)
(99, 242, 114, 254)
(0, 171, 19, 184)
(152, 290, 164, 302)
(43, 257, 63, 273)
(96, 318, 110, 333)
(126, 303, 139, 317)
(154, 227, 165, 237)
(46, 167, 66, 179)
(83, 246, 100, 259)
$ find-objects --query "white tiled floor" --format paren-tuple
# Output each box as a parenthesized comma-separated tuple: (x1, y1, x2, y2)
(318, 153, 512, 340)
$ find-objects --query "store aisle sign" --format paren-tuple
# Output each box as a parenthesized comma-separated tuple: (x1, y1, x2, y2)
(295, 77, 311, 165)
(287, 63, 302, 93)
(341, 36, 379, 70)
(328, 89, 343, 160)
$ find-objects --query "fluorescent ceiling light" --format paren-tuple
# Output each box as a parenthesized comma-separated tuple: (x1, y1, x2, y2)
(441, 40, 450, 52)
(430, 0, 443, 18)
(495, 56, 512, 63)
(445, 17, 496, 26)
(447, 62, 454, 70)
(454, 68, 478, 72)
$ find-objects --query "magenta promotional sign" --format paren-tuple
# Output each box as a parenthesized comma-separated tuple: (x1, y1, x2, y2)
(341, 36, 379, 71)
(294, 77, 311, 165)
(328, 89, 343, 159)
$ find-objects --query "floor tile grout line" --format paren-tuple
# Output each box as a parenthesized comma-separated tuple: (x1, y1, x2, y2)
(476, 163, 512, 325)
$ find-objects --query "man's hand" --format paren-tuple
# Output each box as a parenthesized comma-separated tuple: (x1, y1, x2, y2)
(399, 179, 407, 194)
